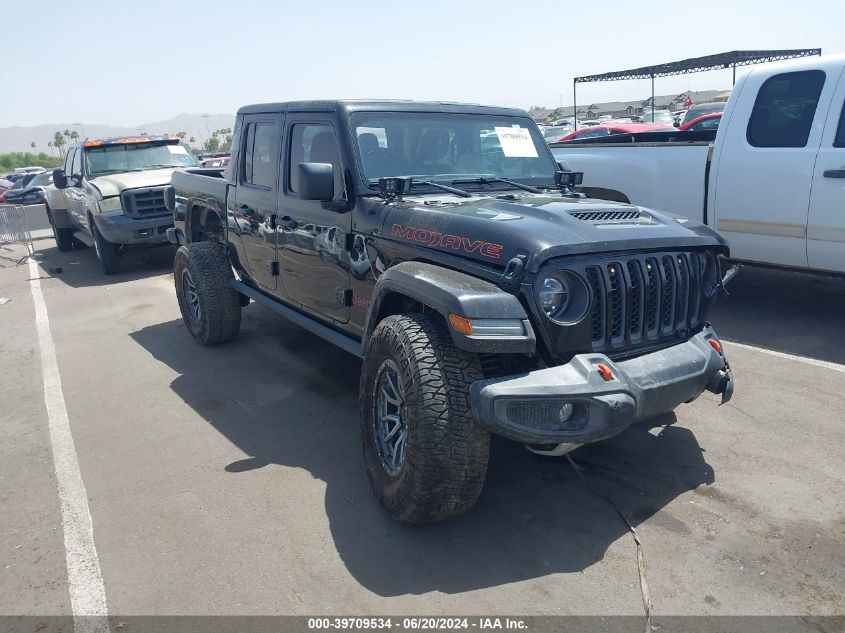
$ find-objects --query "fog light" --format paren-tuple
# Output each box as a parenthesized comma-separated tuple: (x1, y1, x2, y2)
(559, 402, 574, 422)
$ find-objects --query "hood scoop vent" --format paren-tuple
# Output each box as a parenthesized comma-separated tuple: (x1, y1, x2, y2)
(568, 208, 654, 225)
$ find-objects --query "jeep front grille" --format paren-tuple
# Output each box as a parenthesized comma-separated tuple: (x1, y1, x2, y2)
(584, 252, 706, 353)
(121, 187, 168, 218)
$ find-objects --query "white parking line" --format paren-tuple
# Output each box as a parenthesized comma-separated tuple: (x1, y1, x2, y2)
(724, 339, 845, 374)
(28, 259, 109, 633)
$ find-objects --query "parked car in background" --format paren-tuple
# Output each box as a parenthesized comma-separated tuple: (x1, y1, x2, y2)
(201, 155, 230, 168)
(541, 124, 574, 143)
(681, 101, 726, 126)
(551, 53, 845, 274)
(559, 122, 675, 141)
(637, 109, 676, 125)
(1, 170, 53, 205)
(0, 179, 13, 202)
(678, 112, 723, 132)
(44, 134, 199, 273)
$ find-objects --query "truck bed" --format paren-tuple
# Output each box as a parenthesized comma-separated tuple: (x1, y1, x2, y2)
(550, 138, 712, 222)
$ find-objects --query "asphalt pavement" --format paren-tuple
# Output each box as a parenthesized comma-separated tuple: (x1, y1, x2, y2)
(1, 240, 843, 623)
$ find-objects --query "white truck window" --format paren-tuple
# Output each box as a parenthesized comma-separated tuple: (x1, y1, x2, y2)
(834, 99, 845, 148)
(747, 70, 825, 148)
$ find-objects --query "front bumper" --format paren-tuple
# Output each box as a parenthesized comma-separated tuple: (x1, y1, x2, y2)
(470, 326, 733, 445)
(93, 213, 173, 245)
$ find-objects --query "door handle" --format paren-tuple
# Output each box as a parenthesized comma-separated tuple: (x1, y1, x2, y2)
(823, 169, 845, 178)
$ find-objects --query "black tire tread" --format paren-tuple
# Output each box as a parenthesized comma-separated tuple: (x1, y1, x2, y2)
(93, 223, 120, 274)
(361, 313, 490, 523)
(174, 242, 241, 345)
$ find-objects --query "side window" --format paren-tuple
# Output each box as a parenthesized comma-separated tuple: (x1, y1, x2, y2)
(71, 148, 83, 177)
(64, 148, 75, 174)
(834, 98, 845, 148)
(241, 121, 278, 189)
(747, 70, 826, 148)
(288, 123, 343, 197)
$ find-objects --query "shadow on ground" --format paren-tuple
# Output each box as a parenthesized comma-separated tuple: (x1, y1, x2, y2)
(29, 240, 177, 288)
(710, 265, 845, 365)
(131, 306, 713, 597)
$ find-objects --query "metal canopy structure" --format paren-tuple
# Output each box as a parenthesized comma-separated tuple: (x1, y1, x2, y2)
(572, 49, 822, 128)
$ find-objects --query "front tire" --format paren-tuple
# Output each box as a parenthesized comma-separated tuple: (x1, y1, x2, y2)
(360, 313, 490, 523)
(92, 223, 120, 274)
(174, 242, 241, 345)
(52, 225, 74, 252)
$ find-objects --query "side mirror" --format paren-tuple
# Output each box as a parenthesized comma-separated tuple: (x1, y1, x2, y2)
(53, 169, 68, 190)
(298, 162, 334, 201)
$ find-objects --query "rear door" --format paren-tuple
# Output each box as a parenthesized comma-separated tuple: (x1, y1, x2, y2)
(230, 114, 283, 292)
(276, 115, 351, 323)
(807, 66, 845, 272)
(711, 68, 831, 267)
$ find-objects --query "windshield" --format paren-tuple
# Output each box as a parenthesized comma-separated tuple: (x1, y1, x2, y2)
(85, 142, 198, 177)
(351, 112, 557, 186)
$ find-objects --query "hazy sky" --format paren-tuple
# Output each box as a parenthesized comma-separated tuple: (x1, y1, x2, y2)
(2, 0, 842, 127)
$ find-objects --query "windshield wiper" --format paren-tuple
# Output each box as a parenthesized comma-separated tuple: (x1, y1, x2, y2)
(411, 179, 472, 198)
(453, 176, 545, 194)
(368, 177, 472, 198)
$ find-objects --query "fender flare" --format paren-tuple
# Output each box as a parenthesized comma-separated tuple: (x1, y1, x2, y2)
(184, 199, 225, 243)
(363, 261, 536, 355)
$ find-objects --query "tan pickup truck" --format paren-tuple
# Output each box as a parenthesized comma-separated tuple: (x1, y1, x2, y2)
(44, 135, 198, 274)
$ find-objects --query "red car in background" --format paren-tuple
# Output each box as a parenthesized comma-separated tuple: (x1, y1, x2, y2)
(556, 122, 675, 142)
(678, 112, 722, 132)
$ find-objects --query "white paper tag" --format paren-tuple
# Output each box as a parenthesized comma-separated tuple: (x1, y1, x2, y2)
(495, 127, 538, 158)
(167, 145, 189, 155)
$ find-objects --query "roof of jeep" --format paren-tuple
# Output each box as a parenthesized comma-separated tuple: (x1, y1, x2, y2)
(236, 100, 531, 118)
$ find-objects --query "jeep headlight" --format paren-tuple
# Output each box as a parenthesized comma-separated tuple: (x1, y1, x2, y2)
(535, 270, 591, 324)
(538, 275, 570, 318)
(98, 196, 122, 214)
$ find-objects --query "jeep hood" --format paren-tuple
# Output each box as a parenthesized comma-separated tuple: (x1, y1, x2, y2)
(376, 192, 728, 272)
(90, 169, 180, 198)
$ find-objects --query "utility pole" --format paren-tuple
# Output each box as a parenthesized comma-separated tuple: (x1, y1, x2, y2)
(73, 122, 85, 139)
(202, 114, 211, 145)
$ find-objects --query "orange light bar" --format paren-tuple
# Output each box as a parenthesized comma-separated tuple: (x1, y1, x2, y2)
(709, 339, 723, 355)
(448, 314, 473, 336)
(83, 141, 102, 147)
(118, 137, 153, 144)
(596, 363, 614, 381)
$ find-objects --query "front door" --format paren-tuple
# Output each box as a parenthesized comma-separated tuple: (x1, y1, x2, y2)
(276, 116, 351, 323)
(807, 67, 845, 273)
(712, 68, 831, 268)
(230, 114, 283, 292)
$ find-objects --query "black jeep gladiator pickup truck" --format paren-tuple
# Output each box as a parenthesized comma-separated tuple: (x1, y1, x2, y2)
(165, 100, 734, 523)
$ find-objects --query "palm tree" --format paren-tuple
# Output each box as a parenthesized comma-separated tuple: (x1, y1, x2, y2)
(48, 141, 54, 158)
(188, 136, 196, 148)
(54, 131, 66, 158)
(70, 130, 79, 144)
(30, 142, 37, 154)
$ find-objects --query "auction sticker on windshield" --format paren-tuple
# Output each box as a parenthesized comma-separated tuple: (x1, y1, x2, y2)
(167, 145, 189, 155)
(495, 126, 537, 158)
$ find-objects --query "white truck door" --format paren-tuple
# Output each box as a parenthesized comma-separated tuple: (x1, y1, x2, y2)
(807, 65, 845, 273)
(711, 67, 830, 268)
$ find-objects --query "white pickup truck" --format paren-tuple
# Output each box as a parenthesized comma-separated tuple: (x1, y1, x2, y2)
(551, 53, 845, 274)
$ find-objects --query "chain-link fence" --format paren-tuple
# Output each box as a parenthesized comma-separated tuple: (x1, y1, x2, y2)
(0, 204, 34, 261)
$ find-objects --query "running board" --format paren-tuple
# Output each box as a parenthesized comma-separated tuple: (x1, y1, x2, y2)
(230, 279, 363, 358)
(73, 231, 94, 247)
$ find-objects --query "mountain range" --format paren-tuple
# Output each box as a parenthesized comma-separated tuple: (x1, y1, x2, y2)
(0, 113, 235, 154)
